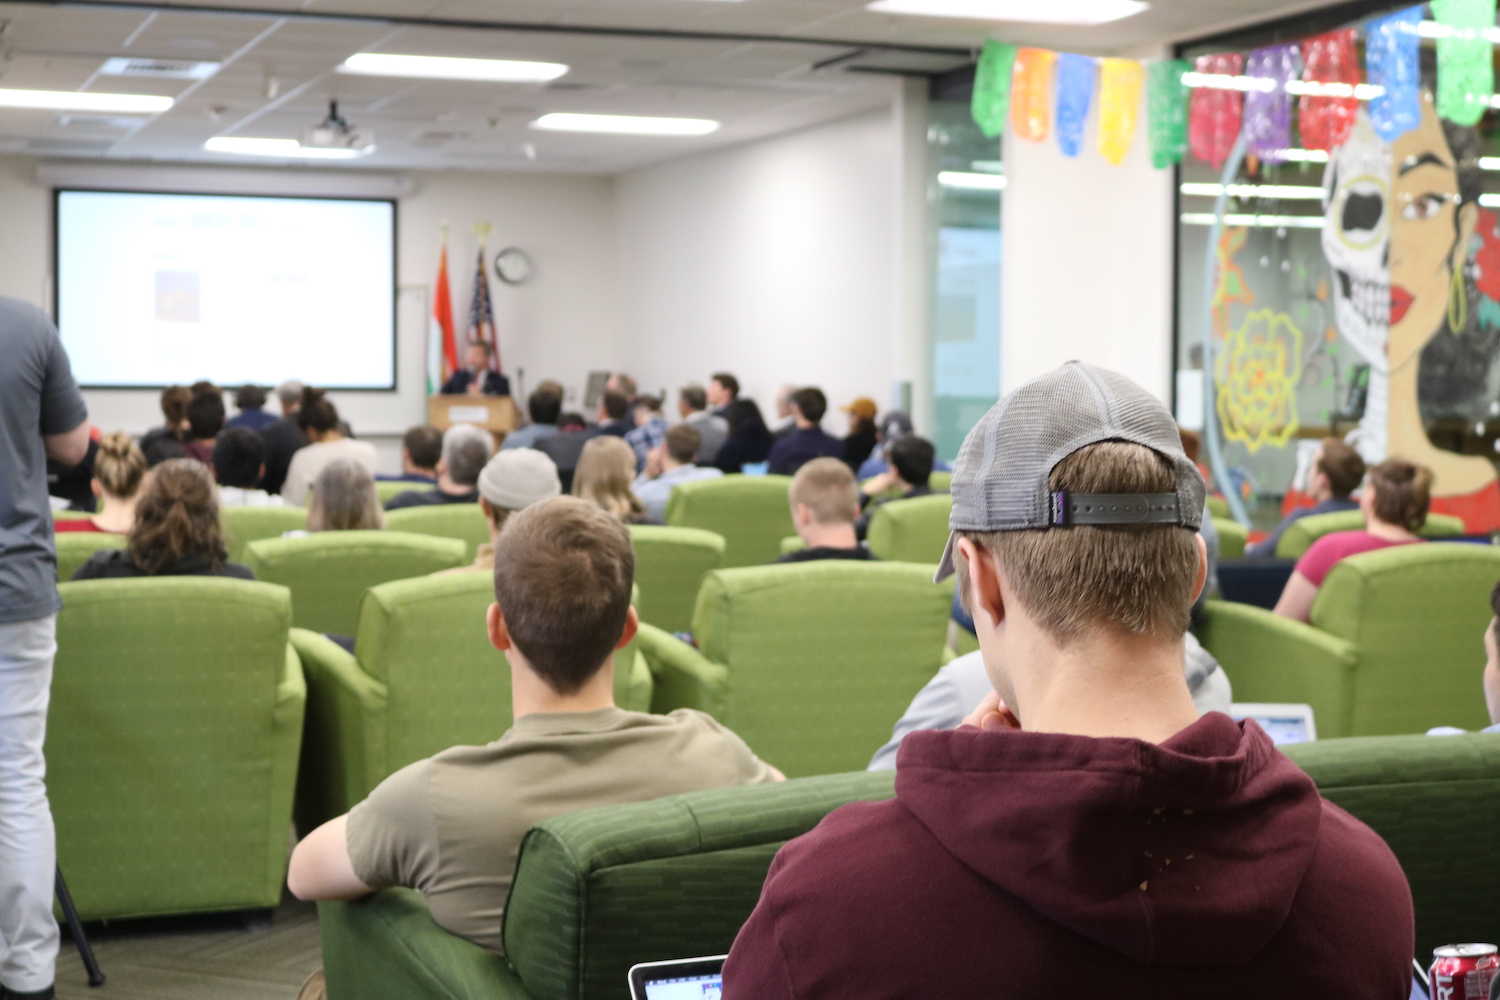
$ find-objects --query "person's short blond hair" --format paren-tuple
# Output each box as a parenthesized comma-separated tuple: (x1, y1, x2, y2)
(956, 441, 1199, 643)
(789, 457, 859, 525)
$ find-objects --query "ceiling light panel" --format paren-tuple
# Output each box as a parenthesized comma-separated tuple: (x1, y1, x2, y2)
(204, 136, 370, 159)
(0, 89, 173, 114)
(531, 113, 719, 135)
(339, 53, 568, 83)
(99, 57, 220, 80)
(865, 0, 1147, 24)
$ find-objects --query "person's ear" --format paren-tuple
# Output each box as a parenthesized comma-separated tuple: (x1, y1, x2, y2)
(436, 458, 448, 477)
(1190, 532, 1209, 604)
(487, 603, 512, 652)
(90, 478, 103, 498)
(257, 463, 267, 483)
(792, 502, 810, 528)
(615, 605, 639, 650)
(956, 537, 1005, 630)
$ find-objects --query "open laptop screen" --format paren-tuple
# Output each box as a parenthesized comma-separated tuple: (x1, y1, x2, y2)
(628, 956, 726, 1000)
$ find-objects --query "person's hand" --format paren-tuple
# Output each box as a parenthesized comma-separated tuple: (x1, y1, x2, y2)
(862, 470, 897, 496)
(466, 376, 484, 397)
(961, 690, 1020, 732)
(644, 445, 665, 479)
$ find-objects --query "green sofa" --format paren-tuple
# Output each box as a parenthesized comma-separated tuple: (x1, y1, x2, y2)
(1199, 543, 1500, 737)
(53, 530, 126, 582)
(633, 561, 953, 776)
(385, 503, 492, 561)
(221, 505, 308, 562)
(241, 531, 467, 635)
(49, 578, 304, 920)
(318, 733, 1500, 1000)
(865, 493, 952, 563)
(664, 475, 794, 568)
(629, 525, 725, 634)
(1275, 509, 1467, 559)
(291, 574, 653, 832)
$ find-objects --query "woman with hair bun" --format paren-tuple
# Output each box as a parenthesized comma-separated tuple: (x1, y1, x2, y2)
(72, 459, 253, 580)
(55, 432, 147, 534)
(1273, 457, 1433, 622)
(573, 435, 654, 524)
(280, 387, 377, 507)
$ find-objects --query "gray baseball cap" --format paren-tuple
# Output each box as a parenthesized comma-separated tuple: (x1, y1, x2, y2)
(935, 361, 1206, 582)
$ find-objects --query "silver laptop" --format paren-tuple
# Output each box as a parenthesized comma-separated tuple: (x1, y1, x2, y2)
(627, 955, 726, 1000)
(1231, 703, 1317, 744)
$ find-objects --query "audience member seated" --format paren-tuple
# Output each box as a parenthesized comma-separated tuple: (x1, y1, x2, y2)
(856, 410, 912, 479)
(73, 459, 253, 581)
(573, 436, 653, 524)
(855, 434, 938, 541)
(595, 389, 631, 437)
(770, 383, 797, 440)
(706, 371, 738, 417)
(712, 398, 774, 474)
(281, 388, 377, 506)
(440, 340, 510, 397)
(385, 424, 492, 509)
(722, 362, 1413, 1000)
(678, 383, 728, 463)
(767, 387, 844, 475)
(377, 425, 441, 483)
(535, 411, 596, 492)
(225, 384, 277, 433)
(1248, 438, 1365, 558)
(443, 448, 562, 574)
(501, 381, 564, 451)
(306, 460, 385, 532)
(840, 397, 879, 473)
(262, 379, 308, 496)
(181, 390, 225, 466)
(634, 424, 723, 523)
(139, 385, 191, 466)
(212, 428, 285, 508)
(1273, 457, 1432, 622)
(54, 432, 146, 534)
(777, 458, 874, 564)
(624, 394, 668, 471)
(286, 496, 783, 955)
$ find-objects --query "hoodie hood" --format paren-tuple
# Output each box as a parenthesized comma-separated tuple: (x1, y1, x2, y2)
(894, 713, 1322, 968)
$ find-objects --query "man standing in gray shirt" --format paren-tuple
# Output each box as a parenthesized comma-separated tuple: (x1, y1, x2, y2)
(0, 296, 88, 1000)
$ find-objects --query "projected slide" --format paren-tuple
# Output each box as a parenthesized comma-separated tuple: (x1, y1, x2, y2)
(56, 190, 395, 388)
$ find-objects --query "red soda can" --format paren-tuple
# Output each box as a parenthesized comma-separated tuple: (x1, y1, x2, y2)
(1430, 944, 1499, 999)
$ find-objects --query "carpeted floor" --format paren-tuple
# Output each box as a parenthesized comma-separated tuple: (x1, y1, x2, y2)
(54, 898, 321, 1000)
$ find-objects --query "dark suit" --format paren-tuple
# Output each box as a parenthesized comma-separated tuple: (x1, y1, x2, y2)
(536, 429, 600, 493)
(441, 369, 511, 396)
(262, 417, 307, 496)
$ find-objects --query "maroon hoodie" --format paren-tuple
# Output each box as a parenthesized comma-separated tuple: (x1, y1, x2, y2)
(722, 713, 1413, 999)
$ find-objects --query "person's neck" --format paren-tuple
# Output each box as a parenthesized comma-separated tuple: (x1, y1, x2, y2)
(801, 521, 857, 550)
(1004, 622, 1200, 743)
(437, 472, 473, 496)
(795, 417, 816, 431)
(314, 430, 344, 444)
(1365, 515, 1417, 542)
(509, 652, 617, 722)
(660, 457, 688, 476)
(93, 494, 137, 533)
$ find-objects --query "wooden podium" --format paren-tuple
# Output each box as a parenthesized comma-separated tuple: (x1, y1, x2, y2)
(427, 395, 522, 446)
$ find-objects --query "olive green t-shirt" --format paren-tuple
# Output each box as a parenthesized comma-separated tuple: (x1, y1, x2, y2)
(345, 707, 778, 954)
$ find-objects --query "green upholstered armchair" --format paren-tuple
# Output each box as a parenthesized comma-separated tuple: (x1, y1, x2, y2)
(1198, 543, 1500, 737)
(221, 505, 308, 563)
(291, 574, 653, 831)
(865, 493, 953, 563)
(633, 561, 953, 776)
(317, 733, 1500, 1000)
(1274, 509, 1466, 559)
(385, 503, 492, 561)
(376, 480, 421, 505)
(628, 525, 725, 633)
(241, 531, 468, 635)
(663, 475, 794, 568)
(49, 577, 304, 920)
(1212, 516, 1247, 559)
(53, 530, 126, 582)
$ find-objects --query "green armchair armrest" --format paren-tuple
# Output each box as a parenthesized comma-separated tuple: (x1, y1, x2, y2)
(633, 622, 729, 718)
(290, 628, 389, 833)
(1196, 600, 1358, 737)
(320, 889, 530, 1000)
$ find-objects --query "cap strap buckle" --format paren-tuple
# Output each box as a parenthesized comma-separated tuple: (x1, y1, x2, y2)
(1051, 492, 1181, 527)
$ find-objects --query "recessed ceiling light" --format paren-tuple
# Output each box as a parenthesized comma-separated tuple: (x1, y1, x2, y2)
(339, 53, 568, 83)
(99, 57, 220, 80)
(204, 137, 371, 159)
(939, 171, 1006, 190)
(865, 0, 1147, 25)
(531, 113, 719, 135)
(0, 89, 173, 114)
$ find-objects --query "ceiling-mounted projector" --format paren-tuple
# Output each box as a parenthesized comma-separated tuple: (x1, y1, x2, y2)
(300, 100, 374, 151)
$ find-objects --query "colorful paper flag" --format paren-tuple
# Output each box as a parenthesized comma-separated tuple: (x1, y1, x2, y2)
(1243, 44, 1300, 162)
(428, 238, 457, 394)
(1055, 53, 1095, 157)
(1011, 48, 1056, 142)
(1097, 58, 1145, 165)
(1147, 60, 1190, 168)
(1432, 0, 1496, 126)
(971, 41, 1017, 139)
(1366, 7, 1423, 141)
(1299, 29, 1359, 151)
(1189, 52, 1244, 169)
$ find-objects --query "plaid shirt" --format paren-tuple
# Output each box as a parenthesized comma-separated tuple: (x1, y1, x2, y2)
(625, 416, 668, 471)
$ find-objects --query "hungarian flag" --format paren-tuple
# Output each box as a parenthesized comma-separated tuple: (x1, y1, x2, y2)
(466, 247, 500, 374)
(428, 239, 458, 394)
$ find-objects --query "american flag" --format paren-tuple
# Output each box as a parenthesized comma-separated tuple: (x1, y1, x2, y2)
(466, 247, 500, 374)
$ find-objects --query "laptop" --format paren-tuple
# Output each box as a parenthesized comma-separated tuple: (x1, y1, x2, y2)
(1230, 703, 1317, 744)
(627, 955, 726, 1000)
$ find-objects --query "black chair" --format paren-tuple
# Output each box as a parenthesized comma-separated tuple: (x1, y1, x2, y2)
(1216, 559, 1296, 610)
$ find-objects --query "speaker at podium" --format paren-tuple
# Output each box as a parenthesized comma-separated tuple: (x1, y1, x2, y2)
(428, 394, 521, 447)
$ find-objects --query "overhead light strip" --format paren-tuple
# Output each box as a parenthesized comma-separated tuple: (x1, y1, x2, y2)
(339, 53, 568, 82)
(939, 171, 1006, 190)
(1180, 213, 1324, 229)
(531, 113, 719, 135)
(1180, 182, 1324, 200)
(864, 0, 1148, 25)
(0, 89, 173, 113)
(204, 136, 371, 159)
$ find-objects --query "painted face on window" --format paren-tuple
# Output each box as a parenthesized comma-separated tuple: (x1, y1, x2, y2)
(1322, 109, 1391, 373)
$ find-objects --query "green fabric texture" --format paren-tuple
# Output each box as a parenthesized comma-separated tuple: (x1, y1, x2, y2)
(1206, 495, 1230, 519)
(385, 504, 492, 561)
(865, 493, 953, 563)
(1274, 510, 1466, 559)
(375, 480, 420, 504)
(53, 531, 126, 581)
(779, 535, 805, 555)
(241, 531, 467, 635)
(49, 578, 304, 920)
(628, 525, 725, 634)
(1212, 517, 1247, 559)
(930, 471, 952, 492)
(221, 505, 308, 563)
(53, 509, 92, 520)
(634, 621, 728, 717)
(692, 562, 953, 776)
(663, 475, 794, 568)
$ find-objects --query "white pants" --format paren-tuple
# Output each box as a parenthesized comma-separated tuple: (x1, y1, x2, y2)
(0, 614, 58, 992)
